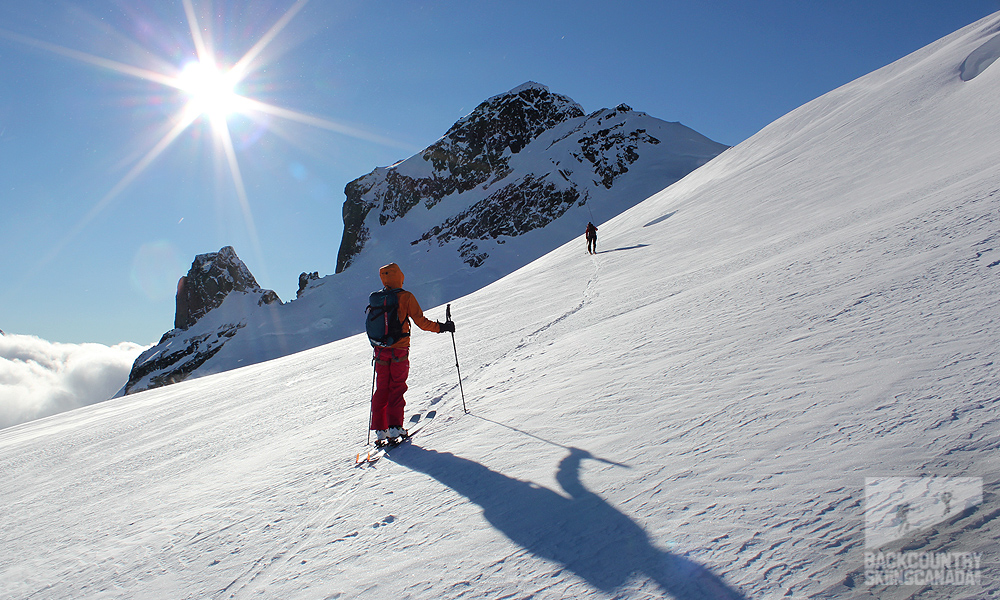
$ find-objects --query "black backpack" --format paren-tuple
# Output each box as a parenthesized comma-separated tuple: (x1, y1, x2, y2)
(366, 288, 409, 347)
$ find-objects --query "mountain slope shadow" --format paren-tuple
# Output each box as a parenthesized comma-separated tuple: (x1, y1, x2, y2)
(390, 446, 745, 599)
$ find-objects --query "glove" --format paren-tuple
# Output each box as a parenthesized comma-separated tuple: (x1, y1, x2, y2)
(438, 320, 455, 333)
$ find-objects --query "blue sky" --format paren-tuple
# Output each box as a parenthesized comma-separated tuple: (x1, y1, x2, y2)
(2, 0, 998, 346)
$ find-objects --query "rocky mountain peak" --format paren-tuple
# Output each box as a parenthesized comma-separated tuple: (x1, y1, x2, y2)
(337, 83, 726, 274)
(336, 83, 588, 273)
(425, 82, 585, 169)
(121, 246, 281, 395)
(174, 246, 273, 330)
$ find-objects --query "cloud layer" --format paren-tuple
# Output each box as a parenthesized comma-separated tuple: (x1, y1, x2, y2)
(0, 333, 149, 430)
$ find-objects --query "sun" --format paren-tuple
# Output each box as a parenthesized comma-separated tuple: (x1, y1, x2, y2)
(2, 0, 416, 270)
(177, 60, 241, 120)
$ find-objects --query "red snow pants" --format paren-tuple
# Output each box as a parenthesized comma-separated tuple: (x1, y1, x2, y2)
(370, 347, 409, 431)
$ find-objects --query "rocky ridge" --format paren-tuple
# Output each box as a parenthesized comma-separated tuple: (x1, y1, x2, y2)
(120, 247, 280, 394)
(338, 82, 587, 272)
(122, 82, 727, 395)
(337, 82, 727, 274)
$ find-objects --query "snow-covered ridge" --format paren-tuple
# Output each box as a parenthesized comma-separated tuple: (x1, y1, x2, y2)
(961, 31, 1000, 80)
(501, 80, 555, 97)
(336, 82, 724, 274)
(122, 83, 726, 394)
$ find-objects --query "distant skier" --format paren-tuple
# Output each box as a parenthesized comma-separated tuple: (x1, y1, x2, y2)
(585, 222, 598, 254)
(365, 262, 455, 445)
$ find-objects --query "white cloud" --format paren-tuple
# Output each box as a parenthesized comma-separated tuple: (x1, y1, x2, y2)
(0, 333, 150, 430)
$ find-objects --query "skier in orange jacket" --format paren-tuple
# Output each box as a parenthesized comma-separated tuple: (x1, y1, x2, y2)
(369, 262, 454, 443)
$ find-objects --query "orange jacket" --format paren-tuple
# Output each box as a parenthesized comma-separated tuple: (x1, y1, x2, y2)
(379, 263, 441, 348)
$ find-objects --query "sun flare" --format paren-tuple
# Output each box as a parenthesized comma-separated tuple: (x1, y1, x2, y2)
(3, 0, 414, 270)
(178, 60, 241, 120)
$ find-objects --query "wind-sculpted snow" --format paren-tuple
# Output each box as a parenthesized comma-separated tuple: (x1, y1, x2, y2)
(961, 32, 1000, 80)
(4, 11, 1000, 600)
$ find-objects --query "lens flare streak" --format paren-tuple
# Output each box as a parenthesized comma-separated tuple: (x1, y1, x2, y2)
(39, 109, 201, 267)
(0, 28, 181, 89)
(1, 0, 413, 271)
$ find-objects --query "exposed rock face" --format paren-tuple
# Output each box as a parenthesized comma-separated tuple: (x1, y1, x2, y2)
(337, 82, 727, 273)
(175, 246, 264, 329)
(411, 173, 582, 267)
(121, 246, 280, 395)
(121, 324, 243, 393)
(297, 271, 320, 297)
(337, 82, 587, 273)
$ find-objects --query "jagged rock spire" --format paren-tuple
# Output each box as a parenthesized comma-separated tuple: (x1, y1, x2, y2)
(174, 246, 267, 330)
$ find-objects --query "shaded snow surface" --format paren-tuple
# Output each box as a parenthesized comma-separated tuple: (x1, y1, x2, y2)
(4, 12, 1000, 600)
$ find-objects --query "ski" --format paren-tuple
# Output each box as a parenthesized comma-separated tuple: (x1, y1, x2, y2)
(354, 431, 411, 466)
(354, 410, 436, 467)
(354, 445, 387, 466)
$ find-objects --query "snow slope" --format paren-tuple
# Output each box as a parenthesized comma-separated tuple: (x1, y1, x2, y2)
(3, 12, 1000, 600)
(121, 83, 726, 395)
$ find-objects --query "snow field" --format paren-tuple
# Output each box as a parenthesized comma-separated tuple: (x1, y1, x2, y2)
(4, 11, 1000, 600)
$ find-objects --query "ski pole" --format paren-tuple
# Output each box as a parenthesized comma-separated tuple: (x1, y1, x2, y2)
(367, 351, 376, 445)
(446, 303, 467, 414)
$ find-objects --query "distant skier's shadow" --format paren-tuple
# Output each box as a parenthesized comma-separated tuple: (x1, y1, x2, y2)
(390, 446, 745, 599)
(598, 243, 649, 254)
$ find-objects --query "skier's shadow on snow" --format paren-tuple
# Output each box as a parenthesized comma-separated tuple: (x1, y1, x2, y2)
(598, 243, 649, 254)
(389, 446, 745, 599)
